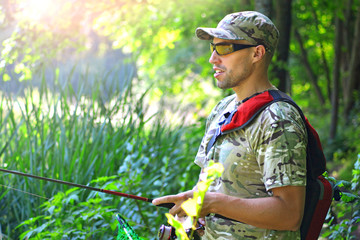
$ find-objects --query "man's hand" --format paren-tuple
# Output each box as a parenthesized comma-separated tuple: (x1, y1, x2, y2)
(152, 190, 218, 218)
(152, 190, 194, 217)
(153, 185, 305, 231)
(196, 218, 206, 236)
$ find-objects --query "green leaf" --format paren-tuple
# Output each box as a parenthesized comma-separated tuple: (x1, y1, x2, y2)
(204, 161, 224, 178)
(2, 73, 11, 81)
(182, 198, 198, 217)
(166, 213, 189, 240)
(340, 192, 360, 203)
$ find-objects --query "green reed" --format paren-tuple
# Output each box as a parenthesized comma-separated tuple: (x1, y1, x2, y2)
(0, 67, 200, 239)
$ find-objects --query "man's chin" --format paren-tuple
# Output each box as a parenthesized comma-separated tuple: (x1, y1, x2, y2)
(217, 82, 230, 90)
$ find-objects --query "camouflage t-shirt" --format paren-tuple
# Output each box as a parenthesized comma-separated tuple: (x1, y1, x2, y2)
(194, 93, 307, 240)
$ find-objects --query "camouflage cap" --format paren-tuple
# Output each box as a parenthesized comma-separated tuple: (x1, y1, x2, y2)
(196, 11, 279, 53)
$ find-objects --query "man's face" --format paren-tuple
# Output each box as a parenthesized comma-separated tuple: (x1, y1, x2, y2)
(209, 38, 254, 90)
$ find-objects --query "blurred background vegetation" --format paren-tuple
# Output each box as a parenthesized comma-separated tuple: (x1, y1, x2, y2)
(0, 0, 359, 239)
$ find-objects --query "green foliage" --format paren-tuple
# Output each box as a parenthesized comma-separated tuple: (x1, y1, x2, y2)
(325, 107, 360, 180)
(16, 188, 118, 239)
(322, 154, 360, 239)
(1, 0, 248, 115)
(165, 161, 224, 240)
(0, 72, 202, 239)
(290, 0, 337, 106)
(1, 1, 360, 239)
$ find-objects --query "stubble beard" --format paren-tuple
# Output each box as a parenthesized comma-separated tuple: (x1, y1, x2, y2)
(217, 68, 251, 90)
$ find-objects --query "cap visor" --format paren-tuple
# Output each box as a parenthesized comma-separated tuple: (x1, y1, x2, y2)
(196, 27, 237, 40)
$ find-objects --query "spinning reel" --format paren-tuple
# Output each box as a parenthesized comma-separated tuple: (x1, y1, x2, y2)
(157, 224, 204, 240)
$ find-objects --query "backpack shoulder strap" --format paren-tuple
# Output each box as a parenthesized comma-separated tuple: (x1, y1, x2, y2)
(206, 90, 287, 154)
(221, 90, 297, 133)
(268, 90, 327, 178)
(206, 90, 326, 178)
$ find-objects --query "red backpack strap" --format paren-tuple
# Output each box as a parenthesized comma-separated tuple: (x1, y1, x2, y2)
(267, 90, 326, 178)
(206, 90, 326, 177)
(266, 91, 330, 240)
(301, 176, 334, 240)
(221, 91, 275, 132)
(206, 91, 275, 154)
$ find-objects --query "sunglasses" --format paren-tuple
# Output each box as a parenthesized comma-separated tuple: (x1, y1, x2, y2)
(210, 42, 258, 56)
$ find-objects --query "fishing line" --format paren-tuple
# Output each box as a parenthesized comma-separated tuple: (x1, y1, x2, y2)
(0, 168, 174, 209)
(0, 184, 49, 200)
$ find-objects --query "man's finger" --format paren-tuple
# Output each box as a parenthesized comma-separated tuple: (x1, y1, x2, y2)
(152, 195, 176, 205)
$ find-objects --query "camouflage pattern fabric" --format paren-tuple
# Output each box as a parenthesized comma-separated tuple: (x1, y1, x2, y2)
(194, 90, 307, 239)
(196, 11, 279, 53)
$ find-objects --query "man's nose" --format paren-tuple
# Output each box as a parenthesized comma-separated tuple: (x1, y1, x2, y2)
(209, 50, 220, 64)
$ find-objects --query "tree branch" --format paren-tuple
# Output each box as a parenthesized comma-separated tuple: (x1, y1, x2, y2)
(294, 29, 326, 105)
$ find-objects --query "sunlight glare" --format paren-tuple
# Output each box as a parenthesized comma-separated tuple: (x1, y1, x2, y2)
(20, 0, 58, 22)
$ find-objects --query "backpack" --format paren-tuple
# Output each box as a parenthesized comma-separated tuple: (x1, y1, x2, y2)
(206, 89, 340, 240)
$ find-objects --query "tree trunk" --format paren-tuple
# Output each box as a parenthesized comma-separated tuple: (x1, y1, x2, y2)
(254, 0, 272, 17)
(240, 0, 252, 8)
(309, 5, 332, 101)
(344, 6, 360, 119)
(342, 0, 353, 66)
(341, 0, 353, 114)
(274, 0, 292, 93)
(294, 29, 326, 105)
(330, 16, 343, 140)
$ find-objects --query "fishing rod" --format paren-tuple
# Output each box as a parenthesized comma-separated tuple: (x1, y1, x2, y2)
(0, 168, 174, 209)
(0, 168, 204, 239)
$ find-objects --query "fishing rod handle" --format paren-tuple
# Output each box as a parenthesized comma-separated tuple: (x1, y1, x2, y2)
(147, 198, 175, 209)
(156, 202, 175, 209)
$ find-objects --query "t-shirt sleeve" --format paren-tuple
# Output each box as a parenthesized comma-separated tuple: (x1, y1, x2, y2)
(250, 102, 307, 191)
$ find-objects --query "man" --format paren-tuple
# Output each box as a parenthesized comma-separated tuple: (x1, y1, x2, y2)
(153, 11, 307, 239)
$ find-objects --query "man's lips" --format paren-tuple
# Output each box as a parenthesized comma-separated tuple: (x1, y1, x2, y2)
(213, 67, 225, 78)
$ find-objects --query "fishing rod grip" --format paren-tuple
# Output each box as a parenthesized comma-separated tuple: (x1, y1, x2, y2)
(148, 198, 175, 209)
(156, 202, 175, 209)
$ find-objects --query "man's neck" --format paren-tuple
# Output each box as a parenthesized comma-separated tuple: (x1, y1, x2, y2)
(233, 76, 273, 102)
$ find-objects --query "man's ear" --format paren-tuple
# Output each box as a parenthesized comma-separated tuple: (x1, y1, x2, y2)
(253, 45, 266, 62)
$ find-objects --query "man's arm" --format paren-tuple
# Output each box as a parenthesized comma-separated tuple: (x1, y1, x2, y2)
(152, 185, 305, 231)
(203, 185, 305, 231)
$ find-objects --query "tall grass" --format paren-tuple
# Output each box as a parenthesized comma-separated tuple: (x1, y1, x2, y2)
(0, 67, 201, 239)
